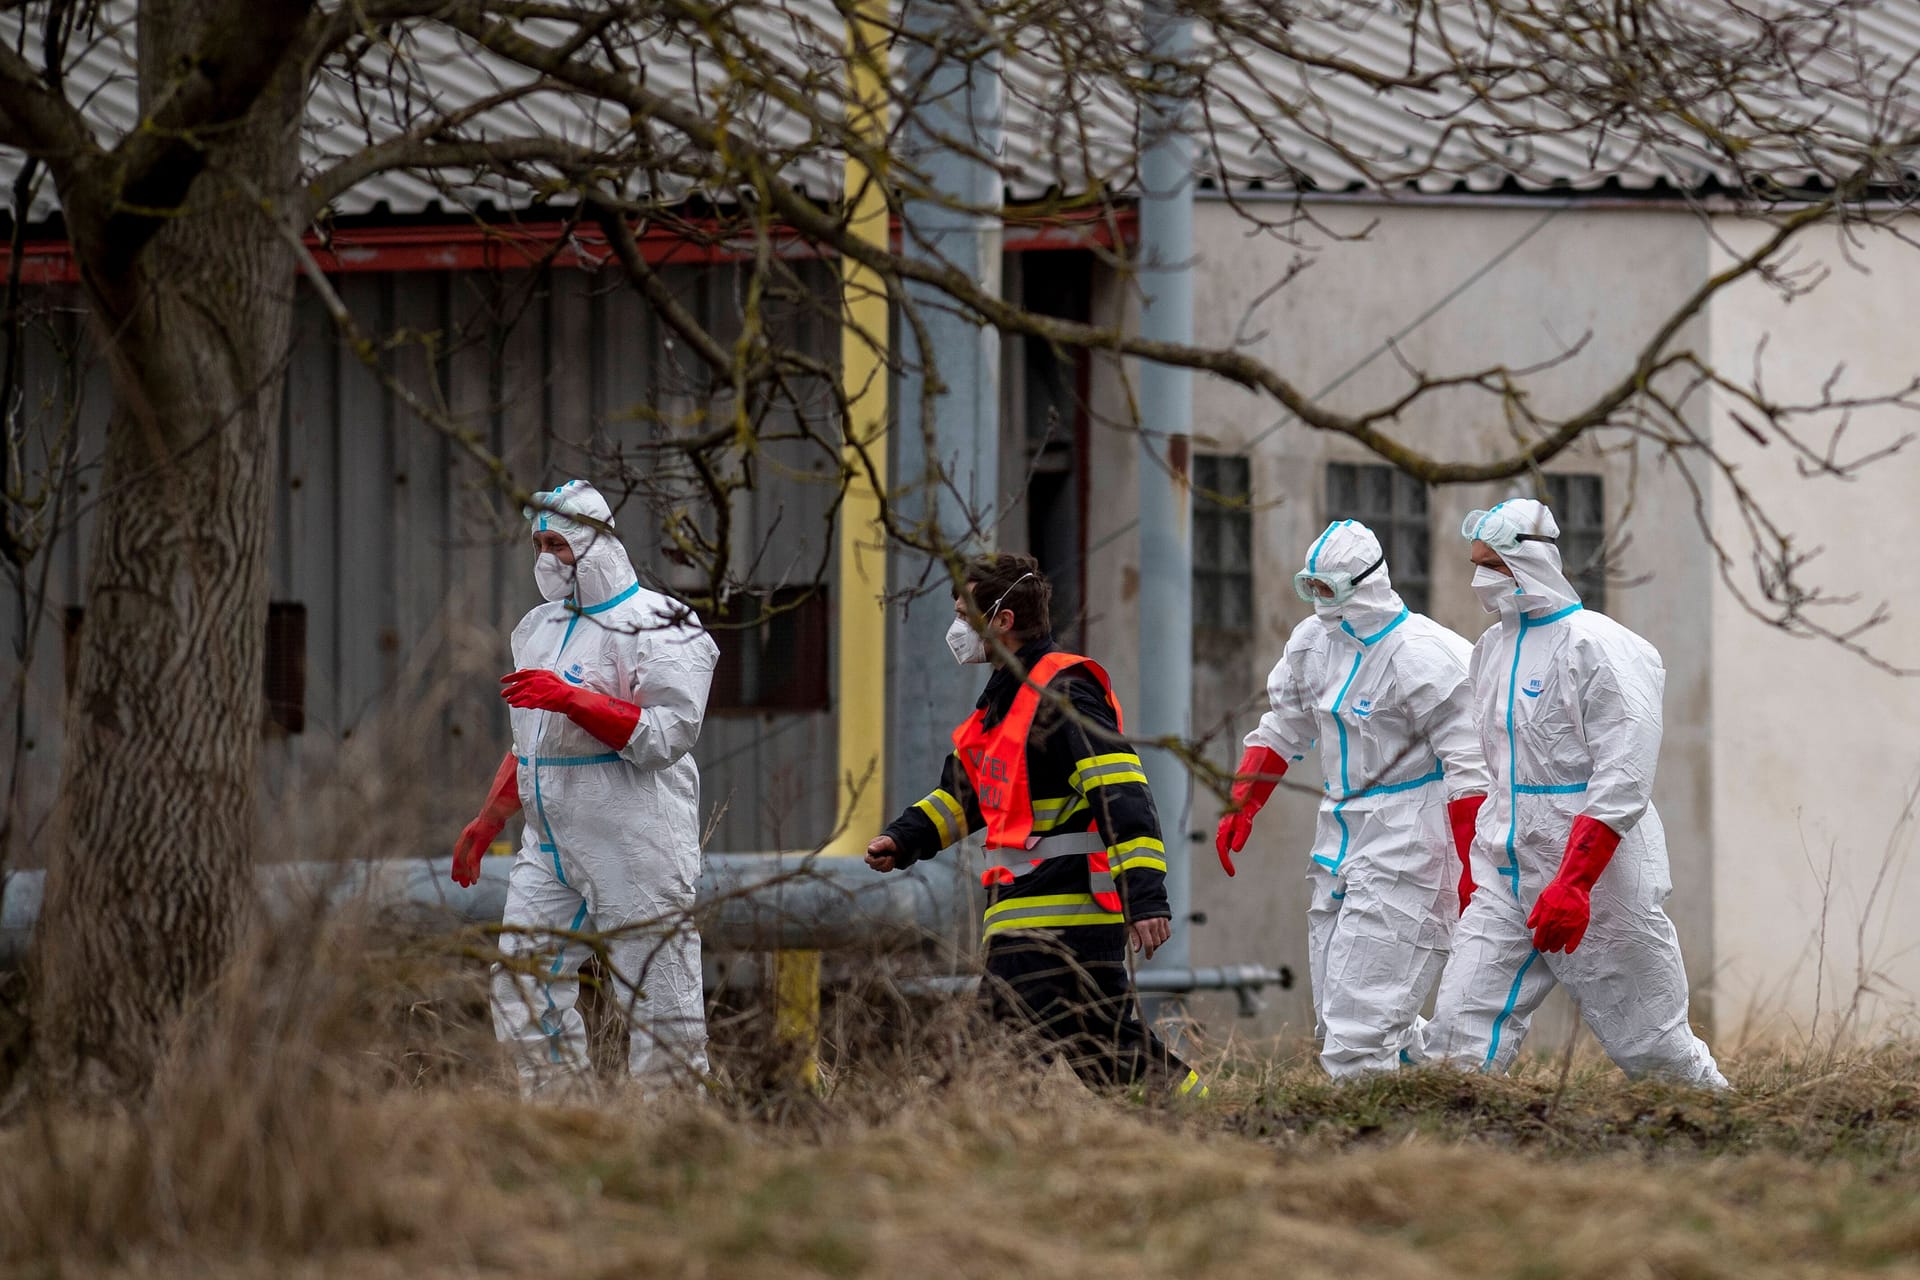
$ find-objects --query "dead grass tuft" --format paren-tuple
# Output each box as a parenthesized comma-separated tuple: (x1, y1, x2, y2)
(5, 908, 1920, 1278)
(1208, 1043, 1920, 1170)
(0, 902, 502, 1264)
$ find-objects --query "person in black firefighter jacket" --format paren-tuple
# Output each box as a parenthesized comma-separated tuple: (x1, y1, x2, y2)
(866, 553, 1206, 1099)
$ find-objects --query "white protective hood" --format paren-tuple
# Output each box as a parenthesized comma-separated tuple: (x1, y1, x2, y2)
(1468, 498, 1582, 617)
(1303, 519, 1406, 634)
(528, 479, 639, 608)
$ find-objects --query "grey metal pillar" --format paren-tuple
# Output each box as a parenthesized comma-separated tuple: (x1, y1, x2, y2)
(1137, 1, 1196, 972)
(888, 2, 1004, 815)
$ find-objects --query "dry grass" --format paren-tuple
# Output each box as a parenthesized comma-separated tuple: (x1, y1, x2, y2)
(5, 913, 1920, 1280)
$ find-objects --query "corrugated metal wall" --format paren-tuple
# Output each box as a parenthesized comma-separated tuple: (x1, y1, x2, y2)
(3, 259, 843, 860)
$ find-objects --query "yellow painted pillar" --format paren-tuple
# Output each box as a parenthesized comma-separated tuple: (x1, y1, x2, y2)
(773, 0, 892, 1087)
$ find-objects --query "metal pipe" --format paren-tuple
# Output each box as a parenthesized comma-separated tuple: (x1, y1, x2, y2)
(1136, 0, 1197, 974)
(889, 0, 1004, 819)
(825, 0, 894, 863)
(0, 852, 973, 969)
(772, 0, 897, 1083)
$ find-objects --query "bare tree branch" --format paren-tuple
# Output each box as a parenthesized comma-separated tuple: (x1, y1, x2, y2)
(82, 0, 316, 273)
(0, 38, 94, 168)
(303, 134, 611, 217)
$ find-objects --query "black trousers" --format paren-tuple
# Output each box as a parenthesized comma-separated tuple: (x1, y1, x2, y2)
(979, 929, 1194, 1093)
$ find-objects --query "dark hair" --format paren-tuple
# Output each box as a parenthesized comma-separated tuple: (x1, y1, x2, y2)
(956, 553, 1052, 643)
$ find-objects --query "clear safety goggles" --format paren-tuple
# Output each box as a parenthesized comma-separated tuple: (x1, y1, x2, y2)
(1291, 554, 1384, 606)
(1461, 507, 1557, 555)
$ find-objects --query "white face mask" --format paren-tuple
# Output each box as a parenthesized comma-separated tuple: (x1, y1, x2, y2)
(535, 552, 576, 603)
(946, 572, 1033, 666)
(946, 616, 988, 665)
(1472, 564, 1519, 614)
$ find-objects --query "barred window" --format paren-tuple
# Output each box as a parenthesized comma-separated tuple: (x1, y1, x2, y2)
(1192, 453, 1253, 633)
(1325, 463, 1430, 614)
(1542, 473, 1607, 613)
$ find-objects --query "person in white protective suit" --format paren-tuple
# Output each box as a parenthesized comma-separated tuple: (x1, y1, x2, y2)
(1422, 498, 1726, 1087)
(449, 479, 719, 1094)
(1214, 520, 1490, 1078)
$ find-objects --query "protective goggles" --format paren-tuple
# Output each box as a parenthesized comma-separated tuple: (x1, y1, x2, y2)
(523, 480, 598, 531)
(523, 499, 581, 532)
(1292, 555, 1384, 606)
(1461, 507, 1557, 555)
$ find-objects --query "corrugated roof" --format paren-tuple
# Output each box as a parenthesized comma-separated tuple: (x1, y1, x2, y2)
(3, 0, 1916, 220)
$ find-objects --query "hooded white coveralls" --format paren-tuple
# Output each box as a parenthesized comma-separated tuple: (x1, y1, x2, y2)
(493, 481, 720, 1092)
(1247, 521, 1490, 1077)
(1423, 499, 1725, 1086)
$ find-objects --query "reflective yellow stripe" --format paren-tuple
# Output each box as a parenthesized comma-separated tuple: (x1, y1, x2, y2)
(984, 893, 1106, 915)
(1070, 754, 1148, 793)
(981, 893, 1125, 937)
(1030, 795, 1089, 833)
(983, 913, 1126, 937)
(914, 788, 966, 847)
(912, 799, 949, 845)
(1109, 835, 1166, 874)
(1177, 1070, 1208, 1098)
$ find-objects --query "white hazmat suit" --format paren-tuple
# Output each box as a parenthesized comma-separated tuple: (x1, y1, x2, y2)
(1423, 499, 1725, 1086)
(1244, 521, 1490, 1077)
(493, 480, 719, 1093)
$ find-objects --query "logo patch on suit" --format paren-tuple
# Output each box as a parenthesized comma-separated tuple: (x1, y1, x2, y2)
(1352, 698, 1375, 719)
(1522, 676, 1545, 698)
(564, 663, 586, 685)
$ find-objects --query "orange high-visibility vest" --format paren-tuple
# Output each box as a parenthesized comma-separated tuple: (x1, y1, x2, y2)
(952, 650, 1123, 912)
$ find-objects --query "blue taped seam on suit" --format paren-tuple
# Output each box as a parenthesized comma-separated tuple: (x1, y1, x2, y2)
(539, 899, 591, 1061)
(1307, 520, 1350, 573)
(1499, 603, 1588, 896)
(1319, 650, 1367, 873)
(1485, 948, 1540, 1068)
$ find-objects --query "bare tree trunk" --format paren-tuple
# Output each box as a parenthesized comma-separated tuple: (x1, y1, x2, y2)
(28, 0, 304, 1092)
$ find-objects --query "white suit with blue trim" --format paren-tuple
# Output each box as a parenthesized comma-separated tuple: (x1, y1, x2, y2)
(1423, 499, 1724, 1085)
(492, 481, 719, 1092)
(1246, 521, 1489, 1077)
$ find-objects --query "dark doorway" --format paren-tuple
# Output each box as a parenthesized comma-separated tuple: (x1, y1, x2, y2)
(1002, 250, 1092, 648)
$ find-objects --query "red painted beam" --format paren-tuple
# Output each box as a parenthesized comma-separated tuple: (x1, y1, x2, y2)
(0, 207, 1135, 283)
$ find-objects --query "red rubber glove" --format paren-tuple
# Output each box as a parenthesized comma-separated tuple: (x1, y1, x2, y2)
(452, 751, 521, 887)
(1214, 745, 1289, 876)
(1447, 793, 1486, 915)
(499, 668, 642, 750)
(1527, 814, 1623, 953)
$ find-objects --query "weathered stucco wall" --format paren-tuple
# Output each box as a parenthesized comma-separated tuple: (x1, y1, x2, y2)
(1706, 217, 1920, 1044)
(1180, 196, 1719, 1050)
